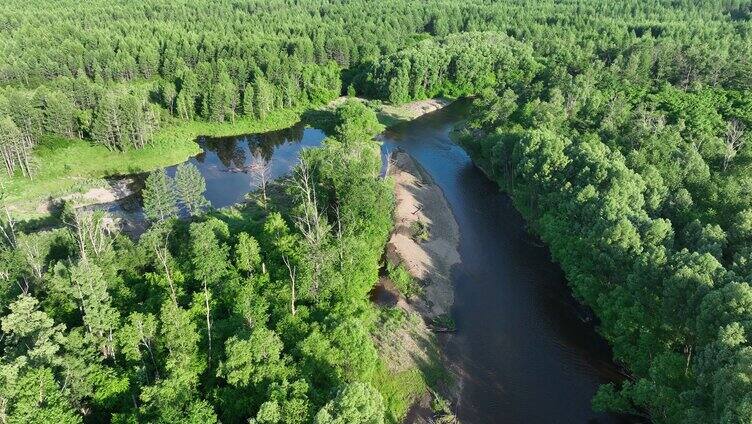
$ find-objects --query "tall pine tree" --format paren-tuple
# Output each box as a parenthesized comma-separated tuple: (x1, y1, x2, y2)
(142, 170, 178, 223)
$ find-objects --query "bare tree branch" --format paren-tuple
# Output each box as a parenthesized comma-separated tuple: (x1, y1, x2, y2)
(724, 118, 746, 171)
(249, 150, 271, 207)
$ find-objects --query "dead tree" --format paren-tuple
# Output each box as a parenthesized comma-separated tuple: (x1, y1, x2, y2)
(383, 148, 397, 178)
(64, 209, 113, 262)
(333, 202, 344, 267)
(724, 119, 746, 171)
(17, 234, 45, 283)
(0, 198, 17, 249)
(148, 229, 178, 307)
(291, 160, 330, 297)
(283, 255, 297, 316)
(135, 317, 160, 381)
(249, 151, 272, 206)
(0, 186, 27, 294)
(0, 117, 35, 178)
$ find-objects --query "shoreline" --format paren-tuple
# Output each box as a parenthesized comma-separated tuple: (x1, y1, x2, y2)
(385, 151, 460, 320)
(5, 107, 309, 219)
(378, 150, 463, 423)
(9, 98, 451, 221)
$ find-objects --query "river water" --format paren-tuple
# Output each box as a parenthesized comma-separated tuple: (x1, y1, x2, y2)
(380, 100, 631, 423)
(90, 122, 327, 226)
(166, 122, 326, 208)
(101, 101, 631, 422)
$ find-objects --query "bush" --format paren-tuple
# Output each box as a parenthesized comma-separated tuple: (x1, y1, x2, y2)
(410, 219, 429, 242)
(387, 262, 420, 297)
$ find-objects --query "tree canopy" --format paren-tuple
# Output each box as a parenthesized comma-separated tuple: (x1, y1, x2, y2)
(1, 0, 752, 422)
(0, 102, 392, 423)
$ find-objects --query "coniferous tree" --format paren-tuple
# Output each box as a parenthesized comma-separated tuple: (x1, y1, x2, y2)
(174, 162, 209, 216)
(253, 77, 274, 120)
(242, 83, 255, 118)
(142, 170, 178, 223)
(91, 92, 123, 151)
(43, 91, 77, 138)
(1, 2, 752, 422)
(160, 81, 177, 115)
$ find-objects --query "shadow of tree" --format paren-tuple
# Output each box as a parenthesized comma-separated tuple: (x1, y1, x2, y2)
(301, 108, 337, 135)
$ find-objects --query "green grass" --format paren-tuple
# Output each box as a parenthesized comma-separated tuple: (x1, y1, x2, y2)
(374, 101, 421, 128)
(411, 219, 430, 242)
(372, 97, 453, 127)
(387, 261, 421, 298)
(372, 307, 449, 423)
(373, 362, 427, 424)
(4, 108, 308, 218)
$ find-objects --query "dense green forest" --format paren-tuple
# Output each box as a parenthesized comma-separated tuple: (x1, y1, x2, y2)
(2, 0, 752, 422)
(457, 79, 752, 421)
(1, 100, 399, 423)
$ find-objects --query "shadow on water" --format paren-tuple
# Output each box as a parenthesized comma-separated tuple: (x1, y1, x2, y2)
(381, 100, 637, 424)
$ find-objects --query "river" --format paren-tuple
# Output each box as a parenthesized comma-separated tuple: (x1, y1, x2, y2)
(165, 122, 326, 208)
(99, 101, 631, 423)
(380, 100, 632, 423)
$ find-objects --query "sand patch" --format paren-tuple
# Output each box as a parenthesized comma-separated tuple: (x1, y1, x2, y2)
(377, 98, 451, 124)
(33, 178, 137, 215)
(386, 151, 460, 319)
(378, 151, 461, 423)
(64, 178, 135, 204)
(327, 97, 451, 127)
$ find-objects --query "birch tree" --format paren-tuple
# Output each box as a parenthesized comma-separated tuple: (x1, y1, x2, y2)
(291, 160, 330, 297)
(249, 151, 271, 206)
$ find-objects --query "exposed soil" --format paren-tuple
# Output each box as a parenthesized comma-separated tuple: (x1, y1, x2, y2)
(378, 98, 452, 124)
(371, 150, 462, 423)
(34, 177, 138, 215)
(385, 151, 460, 319)
(328, 97, 451, 127)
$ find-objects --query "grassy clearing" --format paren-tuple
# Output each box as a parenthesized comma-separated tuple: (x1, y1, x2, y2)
(4, 108, 306, 218)
(372, 307, 448, 423)
(373, 363, 427, 424)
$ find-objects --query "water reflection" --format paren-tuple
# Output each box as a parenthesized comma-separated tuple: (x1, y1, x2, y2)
(88, 108, 636, 423)
(199, 123, 309, 169)
(166, 123, 325, 208)
(86, 122, 326, 231)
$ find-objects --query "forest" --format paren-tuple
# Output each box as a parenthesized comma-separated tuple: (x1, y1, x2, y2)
(1, 100, 396, 423)
(2, 0, 752, 423)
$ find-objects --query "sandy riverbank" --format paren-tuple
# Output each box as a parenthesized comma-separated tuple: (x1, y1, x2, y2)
(385, 151, 460, 318)
(30, 177, 140, 216)
(373, 151, 462, 423)
(329, 97, 452, 127)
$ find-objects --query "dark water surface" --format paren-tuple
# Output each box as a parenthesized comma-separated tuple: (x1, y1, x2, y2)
(381, 100, 631, 424)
